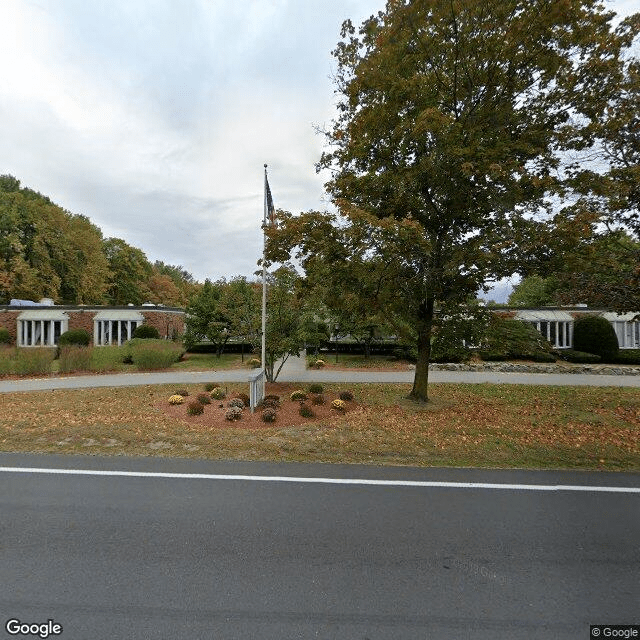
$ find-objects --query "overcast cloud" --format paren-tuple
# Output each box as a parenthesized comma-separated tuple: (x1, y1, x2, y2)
(0, 0, 637, 297)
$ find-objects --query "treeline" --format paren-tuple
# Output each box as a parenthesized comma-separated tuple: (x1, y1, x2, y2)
(0, 175, 196, 306)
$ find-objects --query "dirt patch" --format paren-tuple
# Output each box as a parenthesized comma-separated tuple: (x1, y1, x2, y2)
(159, 382, 358, 429)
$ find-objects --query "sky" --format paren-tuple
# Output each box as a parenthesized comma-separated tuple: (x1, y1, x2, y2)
(1, 0, 637, 301)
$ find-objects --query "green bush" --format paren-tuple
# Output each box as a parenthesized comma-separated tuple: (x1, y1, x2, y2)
(89, 346, 125, 372)
(614, 350, 640, 365)
(529, 352, 557, 363)
(290, 390, 307, 401)
(391, 345, 418, 362)
(14, 348, 56, 375)
(308, 383, 324, 394)
(196, 393, 211, 405)
(204, 382, 219, 392)
(560, 349, 602, 364)
(127, 339, 183, 370)
(132, 324, 160, 339)
(0, 327, 10, 344)
(58, 328, 90, 347)
(430, 346, 471, 363)
(479, 317, 553, 361)
(58, 346, 92, 373)
(479, 351, 509, 361)
(339, 390, 354, 401)
(573, 316, 619, 362)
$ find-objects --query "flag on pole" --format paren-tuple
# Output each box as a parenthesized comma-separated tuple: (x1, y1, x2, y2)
(265, 174, 276, 226)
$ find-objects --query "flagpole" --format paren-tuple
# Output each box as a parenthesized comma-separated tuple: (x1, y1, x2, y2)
(261, 164, 268, 377)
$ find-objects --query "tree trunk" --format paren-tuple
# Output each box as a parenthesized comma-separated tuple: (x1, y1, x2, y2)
(409, 298, 435, 403)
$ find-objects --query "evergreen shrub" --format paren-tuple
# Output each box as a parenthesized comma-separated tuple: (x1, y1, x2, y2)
(308, 383, 323, 394)
(479, 317, 552, 361)
(132, 324, 160, 339)
(261, 408, 277, 423)
(0, 327, 10, 344)
(572, 316, 619, 362)
(614, 350, 640, 365)
(58, 329, 90, 347)
(560, 349, 601, 363)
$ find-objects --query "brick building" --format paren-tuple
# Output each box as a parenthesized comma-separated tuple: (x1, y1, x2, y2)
(0, 301, 185, 347)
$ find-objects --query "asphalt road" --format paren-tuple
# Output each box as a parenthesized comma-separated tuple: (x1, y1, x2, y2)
(1, 368, 640, 393)
(1, 454, 638, 639)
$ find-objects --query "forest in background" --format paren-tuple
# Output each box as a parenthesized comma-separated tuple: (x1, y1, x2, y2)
(0, 174, 197, 307)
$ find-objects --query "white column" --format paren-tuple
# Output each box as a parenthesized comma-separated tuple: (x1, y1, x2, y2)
(117, 321, 122, 346)
(17, 321, 22, 347)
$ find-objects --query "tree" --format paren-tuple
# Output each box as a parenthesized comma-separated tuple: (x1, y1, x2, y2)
(508, 276, 560, 307)
(308, 0, 636, 401)
(103, 238, 153, 305)
(184, 279, 232, 356)
(258, 265, 306, 382)
(0, 177, 109, 304)
(225, 276, 261, 361)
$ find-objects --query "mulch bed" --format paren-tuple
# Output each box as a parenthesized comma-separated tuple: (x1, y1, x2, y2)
(159, 382, 357, 429)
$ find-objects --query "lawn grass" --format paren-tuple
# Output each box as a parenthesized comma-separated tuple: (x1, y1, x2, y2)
(1, 383, 637, 471)
(171, 352, 245, 370)
(312, 353, 409, 369)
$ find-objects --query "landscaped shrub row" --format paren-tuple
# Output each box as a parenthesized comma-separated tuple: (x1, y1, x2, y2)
(560, 350, 602, 364)
(0, 339, 183, 376)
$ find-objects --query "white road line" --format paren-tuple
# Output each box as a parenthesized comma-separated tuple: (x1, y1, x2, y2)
(1, 466, 639, 493)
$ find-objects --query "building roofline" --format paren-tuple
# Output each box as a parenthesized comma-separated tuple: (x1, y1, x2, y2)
(0, 305, 185, 313)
